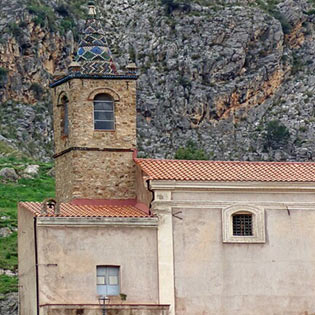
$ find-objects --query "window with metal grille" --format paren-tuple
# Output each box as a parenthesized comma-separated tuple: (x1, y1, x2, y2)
(94, 94, 114, 130)
(96, 266, 120, 296)
(233, 214, 253, 236)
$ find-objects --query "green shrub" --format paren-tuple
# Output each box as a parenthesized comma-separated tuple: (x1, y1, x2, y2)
(291, 52, 304, 75)
(30, 83, 44, 100)
(27, 0, 57, 32)
(175, 140, 209, 160)
(271, 10, 292, 34)
(7, 22, 23, 39)
(256, 0, 292, 34)
(56, 4, 70, 16)
(263, 120, 290, 149)
(0, 67, 8, 88)
(161, 0, 191, 15)
(178, 76, 191, 88)
(0, 67, 8, 79)
(67, 0, 87, 19)
(305, 9, 315, 15)
(60, 18, 75, 34)
(161, 0, 178, 14)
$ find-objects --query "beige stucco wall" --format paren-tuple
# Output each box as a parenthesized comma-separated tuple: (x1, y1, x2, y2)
(36, 223, 159, 306)
(169, 185, 315, 315)
(18, 206, 37, 315)
(52, 78, 137, 202)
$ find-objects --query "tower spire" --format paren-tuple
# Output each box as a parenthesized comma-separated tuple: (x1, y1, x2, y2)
(88, 1, 97, 16)
(75, 1, 117, 75)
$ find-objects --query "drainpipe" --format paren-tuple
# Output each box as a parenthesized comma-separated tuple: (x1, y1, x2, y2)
(33, 217, 39, 315)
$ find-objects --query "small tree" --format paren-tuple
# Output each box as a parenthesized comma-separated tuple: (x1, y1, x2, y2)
(263, 120, 290, 150)
(175, 140, 209, 160)
(30, 83, 44, 100)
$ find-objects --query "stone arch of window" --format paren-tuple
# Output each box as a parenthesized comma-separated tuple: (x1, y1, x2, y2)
(88, 88, 120, 102)
(57, 91, 68, 105)
(93, 93, 115, 130)
(222, 205, 265, 243)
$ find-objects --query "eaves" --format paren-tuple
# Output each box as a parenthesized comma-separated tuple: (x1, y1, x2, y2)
(36, 216, 158, 228)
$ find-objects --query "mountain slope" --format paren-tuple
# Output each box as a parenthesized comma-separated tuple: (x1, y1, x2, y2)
(0, 0, 314, 162)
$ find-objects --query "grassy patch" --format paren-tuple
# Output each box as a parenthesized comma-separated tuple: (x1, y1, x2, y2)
(0, 233, 18, 270)
(0, 142, 18, 157)
(0, 155, 55, 293)
(0, 275, 18, 294)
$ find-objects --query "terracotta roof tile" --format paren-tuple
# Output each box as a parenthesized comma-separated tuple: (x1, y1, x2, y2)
(19, 202, 152, 218)
(135, 158, 315, 182)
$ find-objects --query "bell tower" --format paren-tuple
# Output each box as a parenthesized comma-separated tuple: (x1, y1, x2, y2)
(50, 1, 138, 202)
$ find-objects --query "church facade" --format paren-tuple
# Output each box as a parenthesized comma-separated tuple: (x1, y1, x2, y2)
(18, 3, 315, 315)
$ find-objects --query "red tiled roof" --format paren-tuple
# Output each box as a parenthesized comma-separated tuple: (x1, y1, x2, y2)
(135, 158, 315, 182)
(19, 202, 152, 218)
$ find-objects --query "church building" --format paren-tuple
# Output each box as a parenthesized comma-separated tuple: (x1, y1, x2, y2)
(18, 2, 315, 315)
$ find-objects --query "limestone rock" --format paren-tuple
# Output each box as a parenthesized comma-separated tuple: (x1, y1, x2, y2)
(0, 168, 18, 181)
(0, 269, 16, 276)
(0, 227, 12, 238)
(0, 293, 18, 315)
(22, 164, 39, 177)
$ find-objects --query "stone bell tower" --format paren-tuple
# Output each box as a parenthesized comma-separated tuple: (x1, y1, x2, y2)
(50, 1, 137, 202)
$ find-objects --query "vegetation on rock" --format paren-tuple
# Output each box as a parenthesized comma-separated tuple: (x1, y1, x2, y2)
(263, 120, 291, 150)
(0, 154, 55, 296)
(175, 140, 210, 160)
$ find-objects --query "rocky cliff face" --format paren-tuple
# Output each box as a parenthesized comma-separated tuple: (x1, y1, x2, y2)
(0, 0, 315, 162)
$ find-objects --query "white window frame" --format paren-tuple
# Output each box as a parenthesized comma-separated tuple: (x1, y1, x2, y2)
(222, 205, 265, 243)
(96, 265, 120, 296)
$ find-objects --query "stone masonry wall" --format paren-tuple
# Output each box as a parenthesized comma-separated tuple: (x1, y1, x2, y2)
(52, 78, 137, 154)
(55, 152, 74, 202)
(71, 150, 136, 201)
(52, 78, 137, 202)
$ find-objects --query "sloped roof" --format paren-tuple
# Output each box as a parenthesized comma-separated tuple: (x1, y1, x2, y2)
(135, 158, 315, 182)
(19, 202, 152, 218)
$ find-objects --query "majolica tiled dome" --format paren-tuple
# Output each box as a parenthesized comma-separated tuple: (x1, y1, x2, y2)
(76, 2, 117, 75)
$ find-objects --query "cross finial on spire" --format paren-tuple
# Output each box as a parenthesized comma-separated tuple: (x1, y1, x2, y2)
(88, 1, 97, 16)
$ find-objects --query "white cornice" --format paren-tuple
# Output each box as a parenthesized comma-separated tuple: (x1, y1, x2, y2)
(152, 200, 315, 210)
(36, 216, 158, 227)
(149, 180, 315, 192)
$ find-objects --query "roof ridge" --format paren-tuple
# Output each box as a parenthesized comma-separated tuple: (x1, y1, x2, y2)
(134, 157, 315, 166)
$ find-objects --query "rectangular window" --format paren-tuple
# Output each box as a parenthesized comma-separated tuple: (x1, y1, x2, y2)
(233, 214, 253, 236)
(96, 266, 120, 296)
(94, 100, 114, 130)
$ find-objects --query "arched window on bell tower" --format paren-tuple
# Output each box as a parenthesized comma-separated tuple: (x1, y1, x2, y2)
(60, 95, 69, 137)
(94, 94, 115, 130)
